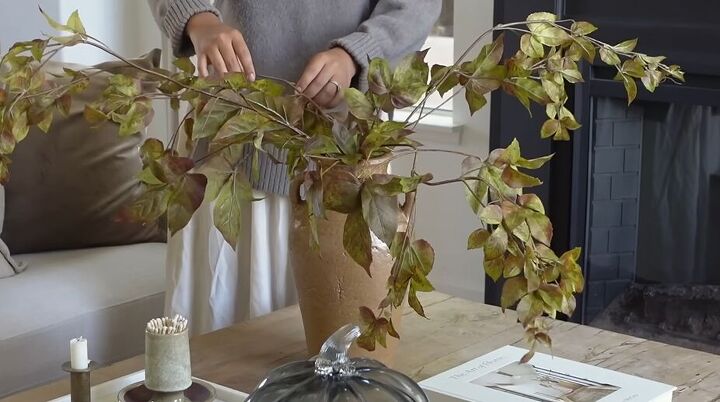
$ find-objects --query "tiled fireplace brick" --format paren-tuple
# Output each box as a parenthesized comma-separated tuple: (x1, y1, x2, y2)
(621, 200, 638, 226)
(611, 174, 639, 199)
(608, 227, 636, 253)
(595, 121, 613, 146)
(594, 148, 625, 173)
(588, 255, 619, 281)
(592, 200, 622, 227)
(624, 148, 642, 172)
(587, 98, 645, 322)
(613, 120, 643, 145)
(593, 175, 612, 200)
(589, 228, 609, 254)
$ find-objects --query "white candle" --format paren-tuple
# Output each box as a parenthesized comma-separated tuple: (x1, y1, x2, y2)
(70, 337, 89, 369)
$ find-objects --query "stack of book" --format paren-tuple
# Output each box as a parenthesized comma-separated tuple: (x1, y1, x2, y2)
(420, 346, 675, 402)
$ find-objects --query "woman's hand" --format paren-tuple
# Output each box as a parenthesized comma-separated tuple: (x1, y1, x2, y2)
(296, 48, 357, 108)
(186, 12, 255, 80)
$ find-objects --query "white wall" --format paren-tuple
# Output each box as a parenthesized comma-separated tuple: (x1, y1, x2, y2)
(392, 0, 494, 302)
(0, 0, 172, 143)
(0, 0, 60, 51)
(57, 0, 162, 65)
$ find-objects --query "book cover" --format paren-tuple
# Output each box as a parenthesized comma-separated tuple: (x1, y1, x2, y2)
(420, 346, 675, 402)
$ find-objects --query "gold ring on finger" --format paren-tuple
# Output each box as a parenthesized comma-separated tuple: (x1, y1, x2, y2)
(329, 80, 342, 95)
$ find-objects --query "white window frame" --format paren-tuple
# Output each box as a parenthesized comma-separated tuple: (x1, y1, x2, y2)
(393, 0, 494, 139)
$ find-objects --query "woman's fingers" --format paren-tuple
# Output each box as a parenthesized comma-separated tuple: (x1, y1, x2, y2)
(186, 13, 255, 81)
(197, 53, 209, 78)
(303, 65, 334, 99)
(296, 48, 357, 108)
(232, 34, 255, 81)
(296, 54, 325, 94)
(313, 81, 340, 106)
(219, 40, 242, 73)
(207, 47, 228, 77)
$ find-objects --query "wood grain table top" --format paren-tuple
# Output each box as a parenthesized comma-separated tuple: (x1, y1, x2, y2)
(4, 293, 720, 401)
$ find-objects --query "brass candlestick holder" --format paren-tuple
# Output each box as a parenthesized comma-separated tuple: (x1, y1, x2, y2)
(62, 361, 98, 402)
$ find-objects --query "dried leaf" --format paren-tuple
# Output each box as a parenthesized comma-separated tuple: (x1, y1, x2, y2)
(570, 21, 598, 36)
(622, 58, 645, 79)
(471, 33, 505, 73)
(484, 226, 508, 260)
(224, 72, 249, 90)
(517, 293, 543, 325)
(408, 283, 427, 318)
(430, 64, 459, 97)
(65, 10, 86, 35)
(390, 50, 429, 108)
(541, 119, 561, 139)
(501, 277, 528, 309)
(501, 166, 542, 188)
(484, 257, 504, 282)
(465, 87, 487, 115)
(361, 121, 408, 156)
(614, 38, 638, 53)
(361, 185, 400, 247)
(368, 58, 393, 95)
(599, 47, 621, 66)
(621, 74, 637, 105)
(344, 209, 373, 274)
(116, 186, 171, 224)
(0, 131, 16, 154)
(40, 6, 70, 32)
(518, 194, 545, 214)
(323, 168, 361, 213)
(213, 173, 256, 247)
(83, 105, 107, 127)
(520, 34, 544, 59)
(167, 174, 207, 235)
(527, 212, 553, 246)
(173, 58, 196, 75)
(467, 228, 491, 250)
(387, 318, 400, 339)
(344, 88, 375, 120)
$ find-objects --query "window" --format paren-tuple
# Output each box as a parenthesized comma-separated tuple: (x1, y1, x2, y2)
(393, 0, 456, 127)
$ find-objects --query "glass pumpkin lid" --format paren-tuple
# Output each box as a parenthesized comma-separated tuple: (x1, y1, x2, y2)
(246, 325, 428, 402)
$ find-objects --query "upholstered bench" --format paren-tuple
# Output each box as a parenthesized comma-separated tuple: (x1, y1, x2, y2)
(0, 243, 165, 397)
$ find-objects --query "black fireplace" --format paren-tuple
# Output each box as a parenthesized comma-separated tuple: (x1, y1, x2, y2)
(488, 0, 720, 350)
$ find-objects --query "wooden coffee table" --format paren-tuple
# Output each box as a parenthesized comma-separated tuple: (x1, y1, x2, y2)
(4, 293, 720, 401)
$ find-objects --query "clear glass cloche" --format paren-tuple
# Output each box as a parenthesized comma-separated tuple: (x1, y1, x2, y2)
(245, 325, 428, 402)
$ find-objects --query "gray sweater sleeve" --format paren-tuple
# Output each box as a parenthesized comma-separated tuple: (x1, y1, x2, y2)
(147, 0, 220, 57)
(330, 0, 442, 89)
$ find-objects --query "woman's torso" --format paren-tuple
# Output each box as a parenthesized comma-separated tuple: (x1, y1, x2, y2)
(215, 0, 376, 81)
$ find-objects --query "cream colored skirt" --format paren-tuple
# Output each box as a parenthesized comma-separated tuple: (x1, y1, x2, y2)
(164, 192, 297, 335)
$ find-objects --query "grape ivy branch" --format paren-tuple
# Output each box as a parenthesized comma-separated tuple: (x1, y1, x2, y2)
(0, 9, 683, 361)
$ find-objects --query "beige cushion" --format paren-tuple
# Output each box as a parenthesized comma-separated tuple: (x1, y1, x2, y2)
(1, 52, 166, 254)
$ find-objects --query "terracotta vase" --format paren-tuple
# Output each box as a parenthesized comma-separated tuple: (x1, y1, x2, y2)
(289, 158, 408, 367)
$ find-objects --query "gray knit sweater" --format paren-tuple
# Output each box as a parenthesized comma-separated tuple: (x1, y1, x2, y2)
(148, 0, 441, 194)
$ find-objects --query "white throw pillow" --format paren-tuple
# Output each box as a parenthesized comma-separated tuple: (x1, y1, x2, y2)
(0, 186, 26, 278)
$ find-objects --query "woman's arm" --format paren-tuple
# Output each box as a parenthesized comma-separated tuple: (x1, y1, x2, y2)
(147, 0, 219, 57)
(297, 0, 441, 108)
(330, 0, 443, 88)
(147, 0, 255, 79)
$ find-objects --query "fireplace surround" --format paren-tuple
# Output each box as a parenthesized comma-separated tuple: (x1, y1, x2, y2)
(488, 0, 720, 349)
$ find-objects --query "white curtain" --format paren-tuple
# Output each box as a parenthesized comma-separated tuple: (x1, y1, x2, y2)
(164, 192, 297, 335)
(637, 104, 720, 284)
